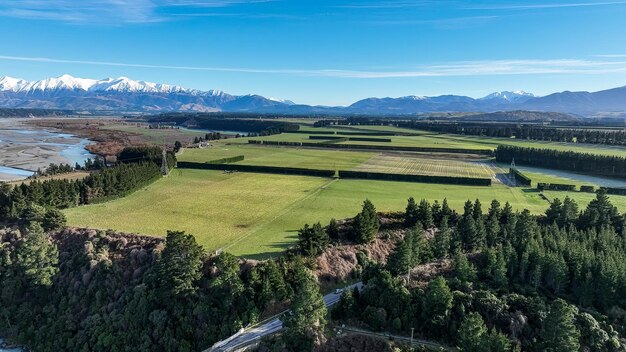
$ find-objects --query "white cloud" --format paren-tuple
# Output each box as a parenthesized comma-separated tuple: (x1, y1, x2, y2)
(469, 1, 626, 10)
(2, 55, 626, 78)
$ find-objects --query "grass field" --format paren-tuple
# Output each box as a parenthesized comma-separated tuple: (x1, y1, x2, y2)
(64, 123, 626, 259)
(228, 128, 626, 157)
(64, 168, 626, 258)
(179, 143, 374, 170)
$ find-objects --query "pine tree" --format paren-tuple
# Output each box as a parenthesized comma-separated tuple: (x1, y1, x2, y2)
(457, 312, 487, 352)
(486, 213, 501, 247)
(387, 236, 413, 277)
(422, 276, 453, 330)
(283, 261, 327, 351)
(326, 218, 339, 240)
(42, 209, 67, 232)
(157, 230, 204, 296)
(454, 251, 477, 284)
(539, 299, 580, 352)
(433, 216, 451, 258)
(417, 199, 434, 228)
(297, 222, 329, 257)
(460, 201, 479, 251)
(15, 222, 59, 287)
(353, 199, 380, 243)
(405, 197, 419, 227)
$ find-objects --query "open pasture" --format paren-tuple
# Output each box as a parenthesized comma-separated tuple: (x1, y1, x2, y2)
(64, 168, 626, 258)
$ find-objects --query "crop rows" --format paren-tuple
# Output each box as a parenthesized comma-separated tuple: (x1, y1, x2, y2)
(353, 154, 503, 179)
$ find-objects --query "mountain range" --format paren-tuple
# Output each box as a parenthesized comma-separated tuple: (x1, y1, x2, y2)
(1, 74, 625, 116)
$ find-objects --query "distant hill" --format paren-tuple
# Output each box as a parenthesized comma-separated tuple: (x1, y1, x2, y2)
(1, 74, 626, 116)
(0, 108, 73, 117)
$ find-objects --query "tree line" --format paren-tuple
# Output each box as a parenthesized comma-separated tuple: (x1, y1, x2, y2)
(495, 145, 626, 178)
(399, 121, 626, 146)
(0, 146, 175, 224)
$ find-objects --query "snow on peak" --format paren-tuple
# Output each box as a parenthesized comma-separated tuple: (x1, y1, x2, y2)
(481, 91, 535, 102)
(0, 76, 30, 92)
(0, 74, 209, 94)
(269, 97, 296, 105)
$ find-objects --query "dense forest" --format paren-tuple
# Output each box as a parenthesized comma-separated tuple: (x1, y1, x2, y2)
(495, 145, 626, 179)
(320, 192, 626, 351)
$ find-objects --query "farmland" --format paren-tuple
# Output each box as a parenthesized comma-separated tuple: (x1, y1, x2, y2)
(64, 122, 626, 258)
(65, 169, 547, 258)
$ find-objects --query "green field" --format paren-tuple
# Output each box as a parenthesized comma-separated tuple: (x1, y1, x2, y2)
(179, 143, 374, 169)
(64, 168, 626, 259)
(64, 123, 626, 259)
(228, 128, 626, 157)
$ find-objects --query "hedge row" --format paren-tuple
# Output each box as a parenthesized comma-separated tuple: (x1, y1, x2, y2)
(580, 185, 596, 193)
(338, 170, 491, 186)
(510, 168, 531, 186)
(207, 155, 244, 164)
(537, 183, 577, 191)
(336, 131, 395, 136)
(321, 138, 349, 144)
(177, 161, 336, 177)
(177, 161, 492, 186)
(285, 130, 336, 135)
(249, 140, 304, 147)
(248, 140, 493, 155)
(348, 137, 392, 142)
(603, 187, 626, 196)
(309, 135, 346, 140)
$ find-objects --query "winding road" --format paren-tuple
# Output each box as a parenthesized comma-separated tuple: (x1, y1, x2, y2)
(206, 282, 363, 352)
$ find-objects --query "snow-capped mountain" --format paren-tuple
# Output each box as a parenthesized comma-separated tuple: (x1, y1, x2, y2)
(481, 91, 535, 103)
(0, 74, 292, 112)
(1, 74, 626, 115)
(0, 74, 201, 94)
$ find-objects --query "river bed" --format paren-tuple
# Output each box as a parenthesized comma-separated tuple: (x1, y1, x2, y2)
(0, 119, 95, 181)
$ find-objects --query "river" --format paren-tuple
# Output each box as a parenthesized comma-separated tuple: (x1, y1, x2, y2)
(0, 338, 22, 352)
(0, 119, 95, 181)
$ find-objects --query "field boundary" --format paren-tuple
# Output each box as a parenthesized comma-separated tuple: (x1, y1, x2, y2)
(177, 161, 492, 186)
(248, 140, 494, 155)
(510, 168, 531, 186)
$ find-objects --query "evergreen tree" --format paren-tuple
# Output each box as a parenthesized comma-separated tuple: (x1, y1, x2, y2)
(417, 199, 434, 228)
(14, 222, 59, 287)
(454, 251, 477, 284)
(433, 216, 451, 258)
(283, 261, 327, 351)
(405, 197, 419, 227)
(326, 218, 339, 240)
(297, 222, 329, 257)
(486, 213, 501, 247)
(353, 199, 380, 244)
(422, 276, 453, 331)
(441, 197, 454, 221)
(459, 201, 479, 250)
(539, 299, 581, 352)
(387, 236, 413, 277)
(457, 312, 487, 352)
(157, 230, 204, 296)
(42, 209, 67, 232)
(432, 200, 442, 226)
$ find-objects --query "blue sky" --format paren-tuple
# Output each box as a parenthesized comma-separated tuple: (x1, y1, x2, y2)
(1, 0, 626, 105)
